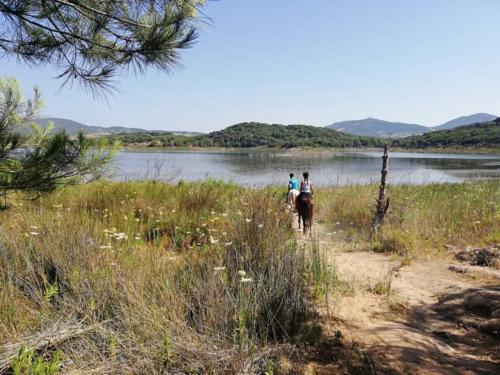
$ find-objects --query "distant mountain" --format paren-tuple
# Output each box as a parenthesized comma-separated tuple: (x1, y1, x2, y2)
(432, 113, 498, 131)
(326, 118, 429, 138)
(27, 117, 202, 136)
(393, 118, 500, 149)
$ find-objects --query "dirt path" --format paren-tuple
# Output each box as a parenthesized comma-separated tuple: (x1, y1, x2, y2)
(301, 225, 500, 375)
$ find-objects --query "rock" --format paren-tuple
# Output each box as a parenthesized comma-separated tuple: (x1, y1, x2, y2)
(454, 245, 500, 268)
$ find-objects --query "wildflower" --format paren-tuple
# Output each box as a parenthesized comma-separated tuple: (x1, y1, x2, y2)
(30, 225, 38, 230)
(99, 245, 112, 249)
(222, 232, 227, 236)
(222, 213, 228, 217)
(115, 232, 127, 240)
(135, 218, 140, 222)
(258, 223, 263, 229)
(171, 209, 176, 213)
(168, 256, 176, 260)
(186, 231, 192, 235)
(336, 222, 340, 225)
(237, 211, 242, 216)
(238, 270, 246, 277)
(29, 231, 38, 236)
(201, 223, 207, 227)
(225, 242, 233, 246)
(240, 277, 252, 283)
(134, 236, 141, 240)
(124, 215, 128, 220)
(245, 218, 252, 223)
(209, 236, 219, 244)
(213, 266, 226, 271)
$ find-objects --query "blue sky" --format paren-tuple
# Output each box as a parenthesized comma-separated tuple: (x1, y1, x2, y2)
(2, 0, 500, 132)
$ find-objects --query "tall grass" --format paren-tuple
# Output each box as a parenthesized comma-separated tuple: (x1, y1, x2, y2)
(316, 180, 500, 255)
(0, 180, 323, 373)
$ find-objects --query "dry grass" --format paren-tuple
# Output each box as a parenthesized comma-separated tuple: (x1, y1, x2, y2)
(316, 180, 500, 256)
(0, 180, 330, 373)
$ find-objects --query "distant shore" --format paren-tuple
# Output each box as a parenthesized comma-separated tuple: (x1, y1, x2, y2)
(115, 144, 500, 155)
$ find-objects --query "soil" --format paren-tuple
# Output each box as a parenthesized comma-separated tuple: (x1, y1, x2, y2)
(297, 225, 500, 375)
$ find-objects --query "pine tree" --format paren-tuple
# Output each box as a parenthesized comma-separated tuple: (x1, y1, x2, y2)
(0, 77, 118, 205)
(0, 1, 205, 95)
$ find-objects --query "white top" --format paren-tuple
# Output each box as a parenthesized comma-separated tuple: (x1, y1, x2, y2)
(301, 179, 312, 193)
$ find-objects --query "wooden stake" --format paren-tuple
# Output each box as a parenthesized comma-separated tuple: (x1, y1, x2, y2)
(371, 144, 390, 237)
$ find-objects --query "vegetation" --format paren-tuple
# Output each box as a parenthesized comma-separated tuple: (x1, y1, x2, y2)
(392, 119, 500, 149)
(0, 1, 205, 94)
(101, 122, 385, 148)
(0, 77, 117, 203)
(316, 180, 499, 256)
(0, 180, 331, 373)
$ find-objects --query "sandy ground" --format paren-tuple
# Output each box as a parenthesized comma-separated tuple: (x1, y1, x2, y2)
(299, 225, 500, 375)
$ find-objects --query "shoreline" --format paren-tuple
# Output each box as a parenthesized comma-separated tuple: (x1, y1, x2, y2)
(114, 144, 500, 155)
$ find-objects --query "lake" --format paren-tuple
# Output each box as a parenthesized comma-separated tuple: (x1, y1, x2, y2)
(111, 149, 500, 187)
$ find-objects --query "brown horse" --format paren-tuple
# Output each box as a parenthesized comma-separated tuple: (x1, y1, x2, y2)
(295, 193, 314, 234)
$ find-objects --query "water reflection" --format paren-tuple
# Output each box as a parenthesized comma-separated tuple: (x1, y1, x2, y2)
(111, 150, 500, 187)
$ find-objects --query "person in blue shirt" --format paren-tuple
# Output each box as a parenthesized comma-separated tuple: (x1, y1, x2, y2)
(288, 173, 299, 192)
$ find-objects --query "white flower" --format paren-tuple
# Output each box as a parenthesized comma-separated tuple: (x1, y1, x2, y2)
(134, 236, 141, 240)
(30, 225, 38, 230)
(209, 236, 219, 244)
(225, 242, 233, 246)
(237, 270, 246, 277)
(115, 232, 127, 240)
(29, 231, 38, 236)
(213, 266, 226, 271)
(240, 277, 252, 283)
(258, 224, 263, 228)
(245, 218, 252, 223)
(222, 213, 228, 217)
(99, 245, 112, 249)
(171, 209, 176, 213)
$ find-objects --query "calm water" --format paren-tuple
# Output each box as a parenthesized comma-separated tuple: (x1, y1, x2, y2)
(111, 150, 500, 187)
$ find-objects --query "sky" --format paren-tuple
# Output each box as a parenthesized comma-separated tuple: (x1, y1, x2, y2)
(2, 0, 500, 132)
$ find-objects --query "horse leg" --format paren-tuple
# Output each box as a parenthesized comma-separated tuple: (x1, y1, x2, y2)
(298, 213, 301, 229)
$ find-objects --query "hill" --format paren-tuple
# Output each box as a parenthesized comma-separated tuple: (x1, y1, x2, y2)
(28, 117, 202, 136)
(103, 122, 384, 148)
(392, 118, 500, 149)
(31, 117, 148, 135)
(433, 113, 498, 131)
(192, 122, 383, 148)
(326, 113, 499, 137)
(326, 117, 429, 138)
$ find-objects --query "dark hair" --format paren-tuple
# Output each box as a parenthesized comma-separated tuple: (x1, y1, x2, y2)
(290, 173, 294, 178)
(303, 171, 309, 179)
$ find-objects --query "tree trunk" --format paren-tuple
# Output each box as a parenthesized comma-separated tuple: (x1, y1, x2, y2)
(371, 144, 390, 237)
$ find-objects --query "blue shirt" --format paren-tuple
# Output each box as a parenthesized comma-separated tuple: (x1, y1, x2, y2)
(288, 177, 299, 190)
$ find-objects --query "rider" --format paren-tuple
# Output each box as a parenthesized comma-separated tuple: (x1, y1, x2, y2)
(288, 173, 299, 192)
(299, 171, 313, 197)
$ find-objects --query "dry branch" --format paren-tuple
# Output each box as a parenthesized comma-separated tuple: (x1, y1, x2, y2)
(0, 320, 101, 372)
(371, 144, 390, 237)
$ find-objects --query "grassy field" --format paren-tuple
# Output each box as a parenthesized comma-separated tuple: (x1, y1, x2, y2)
(316, 180, 500, 258)
(0, 180, 332, 373)
(0, 179, 498, 373)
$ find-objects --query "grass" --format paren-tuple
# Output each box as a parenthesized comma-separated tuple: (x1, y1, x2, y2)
(316, 180, 500, 257)
(1, 178, 498, 372)
(0, 180, 331, 373)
